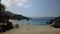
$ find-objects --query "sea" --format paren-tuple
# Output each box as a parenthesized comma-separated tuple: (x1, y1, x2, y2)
(11, 17, 55, 26)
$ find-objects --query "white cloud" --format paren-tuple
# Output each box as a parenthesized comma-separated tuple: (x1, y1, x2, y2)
(1, 0, 11, 7)
(1, 0, 30, 8)
(24, 5, 30, 8)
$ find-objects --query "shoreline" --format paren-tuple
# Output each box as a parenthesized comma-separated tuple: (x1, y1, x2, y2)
(1, 20, 60, 34)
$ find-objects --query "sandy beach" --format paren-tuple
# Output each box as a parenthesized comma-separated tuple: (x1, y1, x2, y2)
(0, 24, 60, 34)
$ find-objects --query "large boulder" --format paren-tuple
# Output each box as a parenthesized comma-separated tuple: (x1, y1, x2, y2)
(48, 16, 60, 28)
(53, 21, 60, 28)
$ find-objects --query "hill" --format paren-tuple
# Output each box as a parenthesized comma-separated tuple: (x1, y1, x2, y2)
(5, 11, 30, 20)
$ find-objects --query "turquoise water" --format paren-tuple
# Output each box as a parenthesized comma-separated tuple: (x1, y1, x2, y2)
(13, 17, 55, 26)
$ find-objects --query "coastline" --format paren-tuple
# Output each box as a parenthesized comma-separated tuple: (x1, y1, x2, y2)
(1, 24, 60, 34)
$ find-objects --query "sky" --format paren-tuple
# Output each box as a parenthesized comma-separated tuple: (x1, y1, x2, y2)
(1, 0, 60, 17)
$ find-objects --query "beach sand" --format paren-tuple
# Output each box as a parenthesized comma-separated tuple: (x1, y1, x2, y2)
(0, 24, 60, 34)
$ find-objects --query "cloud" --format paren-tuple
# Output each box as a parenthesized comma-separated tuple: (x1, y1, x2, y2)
(1, 0, 30, 8)
(1, 0, 11, 7)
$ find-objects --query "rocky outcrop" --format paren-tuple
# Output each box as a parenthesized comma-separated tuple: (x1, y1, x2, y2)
(48, 16, 60, 28)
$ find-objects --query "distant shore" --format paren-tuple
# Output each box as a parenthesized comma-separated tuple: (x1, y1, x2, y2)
(1, 24, 60, 34)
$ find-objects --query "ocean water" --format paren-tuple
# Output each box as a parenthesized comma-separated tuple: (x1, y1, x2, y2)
(12, 17, 55, 26)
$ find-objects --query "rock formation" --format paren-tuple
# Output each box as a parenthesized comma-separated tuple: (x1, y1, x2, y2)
(48, 16, 60, 28)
